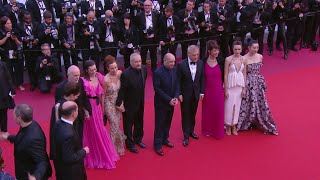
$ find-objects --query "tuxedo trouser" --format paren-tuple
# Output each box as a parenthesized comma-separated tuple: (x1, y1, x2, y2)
(123, 103, 144, 148)
(304, 14, 319, 45)
(199, 34, 214, 59)
(251, 24, 265, 55)
(102, 42, 118, 73)
(216, 33, 230, 59)
(181, 33, 198, 60)
(25, 50, 39, 87)
(82, 49, 100, 71)
(181, 94, 199, 139)
(0, 108, 8, 132)
(268, 22, 288, 53)
(62, 49, 78, 75)
(287, 19, 304, 48)
(4, 58, 24, 86)
(122, 48, 134, 69)
(154, 105, 174, 150)
(140, 37, 158, 73)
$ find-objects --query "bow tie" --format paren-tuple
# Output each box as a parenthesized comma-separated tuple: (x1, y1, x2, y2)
(190, 62, 196, 65)
(146, 14, 151, 16)
(167, 17, 172, 20)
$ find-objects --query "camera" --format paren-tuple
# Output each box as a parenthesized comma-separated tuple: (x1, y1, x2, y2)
(167, 25, 175, 41)
(28, 35, 35, 48)
(217, 8, 225, 26)
(187, 15, 196, 22)
(143, 26, 154, 36)
(47, 26, 59, 40)
(104, 17, 115, 25)
(256, 1, 264, 12)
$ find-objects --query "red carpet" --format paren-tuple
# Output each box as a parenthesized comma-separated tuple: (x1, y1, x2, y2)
(1, 48, 320, 180)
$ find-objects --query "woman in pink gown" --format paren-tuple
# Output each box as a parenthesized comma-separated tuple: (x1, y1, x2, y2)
(201, 40, 225, 139)
(82, 60, 119, 169)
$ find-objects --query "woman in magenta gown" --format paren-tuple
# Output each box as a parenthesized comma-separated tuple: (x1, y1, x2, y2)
(82, 60, 119, 169)
(201, 40, 225, 139)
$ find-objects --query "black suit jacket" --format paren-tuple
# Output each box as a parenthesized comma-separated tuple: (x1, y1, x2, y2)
(7, 121, 52, 180)
(177, 9, 199, 33)
(76, 20, 101, 48)
(16, 22, 40, 49)
(135, 11, 160, 42)
(104, 0, 130, 17)
(37, 23, 59, 47)
(197, 10, 218, 36)
(158, 14, 181, 42)
(176, 58, 204, 101)
(80, 0, 104, 18)
(212, 4, 234, 32)
(0, 61, 15, 109)
(58, 23, 79, 47)
(116, 65, 147, 113)
(26, 0, 52, 23)
(3, 3, 25, 28)
(54, 79, 92, 115)
(153, 65, 179, 108)
(54, 120, 86, 180)
(98, 17, 120, 44)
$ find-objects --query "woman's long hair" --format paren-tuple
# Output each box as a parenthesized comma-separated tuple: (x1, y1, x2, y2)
(83, 60, 96, 80)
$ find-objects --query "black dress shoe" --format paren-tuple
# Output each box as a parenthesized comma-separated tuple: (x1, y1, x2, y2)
(190, 133, 199, 140)
(155, 149, 164, 156)
(183, 139, 189, 147)
(136, 142, 146, 148)
(284, 53, 288, 60)
(30, 85, 36, 92)
(128, 147, 138, 153)
(268, 50, 273, 56)
(276, 46, 283, 51)
(163, 142, 174, 148)
(291, 46, 298, 51)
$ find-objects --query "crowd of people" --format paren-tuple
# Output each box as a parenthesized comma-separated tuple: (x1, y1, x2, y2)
(0, 0, 318, 178)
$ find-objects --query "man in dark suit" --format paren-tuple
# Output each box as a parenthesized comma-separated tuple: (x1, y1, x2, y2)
(153, 53, 178, 156)
(37, 10, 59, 49)
(3, 0, 25, 28)
(0, 104, 52, 180)
(135, 0, 160, 73)
(104, 0, 129, 18)
(26, 0, 52, 23)
(80, 0, 104, 18)
(116, 53, 147, 153)
(177, 45, 204, 147)
(58, 13, 79, 75)
(54, 65, 92, 143)
(158, 5, 181, 61)
(17, 11, 40, 91)
(54, 101, 89, 180)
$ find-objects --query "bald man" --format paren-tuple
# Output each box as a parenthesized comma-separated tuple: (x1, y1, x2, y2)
(153, 53, 179, 156)
(116, 53, 147, 153)
(78, 10, 101, 70)
(54, 101, 89, 180)
(55, 65, 92, 144)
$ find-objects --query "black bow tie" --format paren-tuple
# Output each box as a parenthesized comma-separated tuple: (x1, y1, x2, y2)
(146, 14, 151, 16)
(190, 62, 196, 65)
(167, 17, 172, 20)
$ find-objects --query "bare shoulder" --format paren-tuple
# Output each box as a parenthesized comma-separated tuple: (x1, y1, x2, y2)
(117, 70, 122, 77)
(258, 54, 263, 62)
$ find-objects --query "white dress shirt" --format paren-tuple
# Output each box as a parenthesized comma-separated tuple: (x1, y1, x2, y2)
(61, 117, 73, 125)
(105, 26, 114, 42)
(188, 57, 197, 81)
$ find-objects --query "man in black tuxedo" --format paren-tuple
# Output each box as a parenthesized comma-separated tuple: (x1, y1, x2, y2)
(158, 5, 181, 61)
(135, 0, 160, 73)
(104, 0, 130, 18)
(197, 1, 217, 59)
(80, 0, 104, 18)
(177, 45, 204, 147)
(55, 65, 92, 143)
(54, 101, 89, 180)
(37, 10, 60, 49)
(0, 104, 52, 180)
(177, 0, 199, 60)
(76, 10, 101, 70)
(58, 13, 79, 75)
(3, 0, 25, 28)
(116, 53, 147, 153)
(153, 53, 178, 156)
(17, 11, 40, 91)
(26, 0, 52, 23)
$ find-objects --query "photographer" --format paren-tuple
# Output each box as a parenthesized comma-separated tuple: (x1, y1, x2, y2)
(287, 0, 309, 51)
(177, 0, 199, 59)
(59, 12, 79, 75)
(158, 5, 181, 61)
(99, 10, 120, 73)
(26, 0, 52, 23)
(119, 13, 139, 68)
(304, 0, 320, 48)
(233, 0, 257, 55)
(136, 0, 160, 73)
(197, 1, 217, 59)
(251, 0, 272, 55)
(3, 0, 25, 28)
(77, 10, 101, 70)
(0, 16, 24, 91)
(81, 0, 104, 18)
(17, 11, 40, 91)
(36, 43, 62, 93)
(268, 0, 288, 59)
(104, 0, 130, 18)
(55, 0, 79, 23)
(38, 11, 59, 49)
(129, 0, 144, 17)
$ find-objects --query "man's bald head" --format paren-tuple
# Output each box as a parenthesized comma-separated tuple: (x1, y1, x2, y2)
(67, 65, 80, 83)
(163, 53, 176, 69)
(87, 11, 95, 23)
(60, 101, 78, 121)
(105, 10, 113, 17)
